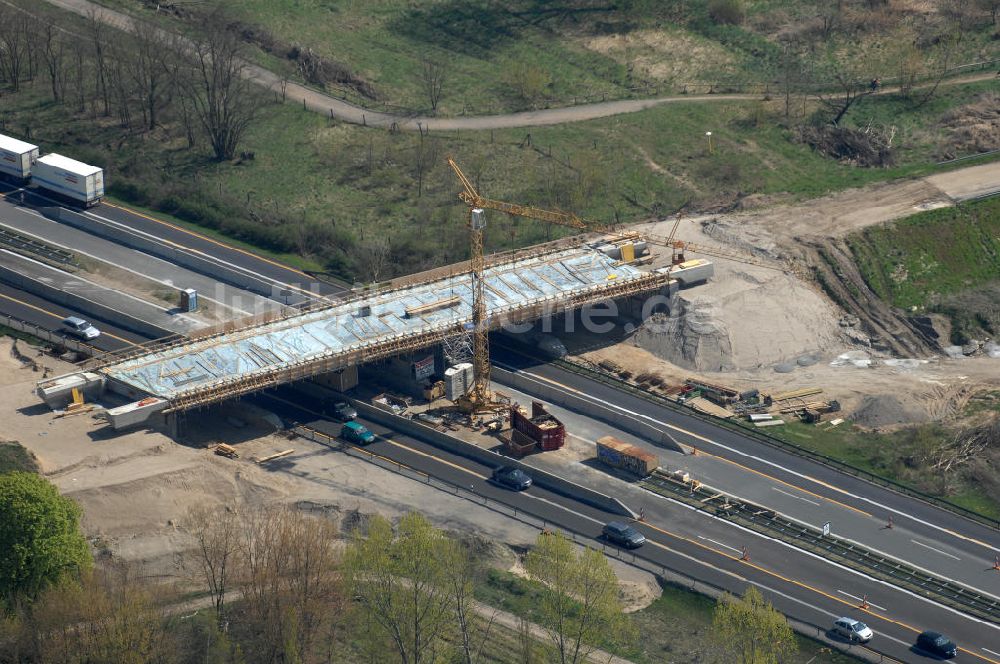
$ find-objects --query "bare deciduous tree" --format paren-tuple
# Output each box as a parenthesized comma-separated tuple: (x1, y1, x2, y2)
(187, 504, 241, 628)
(180, 15, 260, 160)
(237, 505, 342, 664)
(38, 22, 68, 103)
(0, 6, 32, 92)
(420, 58, 446, 112)
(128, 19, 174, 131)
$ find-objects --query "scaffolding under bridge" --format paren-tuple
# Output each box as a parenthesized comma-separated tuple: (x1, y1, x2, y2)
(42, 242, 702, 417)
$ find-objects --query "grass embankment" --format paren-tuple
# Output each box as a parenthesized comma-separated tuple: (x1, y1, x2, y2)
(0, 441, 39, 474)
(100, 0, 1000, 114)
(7, 55, 998, 283)
(476, 569, 860, 663)
(847, 196, 1000, 342)
(750, 390, 1000, 519)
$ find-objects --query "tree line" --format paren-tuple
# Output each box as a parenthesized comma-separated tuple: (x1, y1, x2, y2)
(0, 3, 257, 161)
(1, 469, 799, 664)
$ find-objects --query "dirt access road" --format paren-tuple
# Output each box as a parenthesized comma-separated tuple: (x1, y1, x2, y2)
(597, 158, 1000, 424)
(37, 0, 1000, 132)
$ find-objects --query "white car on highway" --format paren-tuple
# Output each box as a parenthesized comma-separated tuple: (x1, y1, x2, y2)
(61, 316, 101, 340)
(832, 617, 873, 643)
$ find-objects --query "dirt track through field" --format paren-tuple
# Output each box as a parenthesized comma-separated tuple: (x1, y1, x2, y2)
(35, 0, 1000, 132)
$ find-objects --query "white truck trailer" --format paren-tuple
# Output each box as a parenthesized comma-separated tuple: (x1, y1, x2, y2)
(32, 153, 105, 207)
(0, 133, 39, 181)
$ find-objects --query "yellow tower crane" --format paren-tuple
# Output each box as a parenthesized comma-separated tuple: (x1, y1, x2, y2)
(446, 158, 792, 412)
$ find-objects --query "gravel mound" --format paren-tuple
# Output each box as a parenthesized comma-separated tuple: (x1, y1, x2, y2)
(849, 394, 928, 428)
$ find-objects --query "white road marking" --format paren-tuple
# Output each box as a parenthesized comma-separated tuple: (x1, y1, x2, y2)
(697, 535, 743, 555)
(0, 215, 255, 316)
(84, 208, 314, 297)
(506, 365, 1000, 556)
(910, 539, 961, 561)
(640, 483, 1000, 633)
(772, 486, 821, 506)
(983, 647, 1000, 657)
(836, 590, 887, 611)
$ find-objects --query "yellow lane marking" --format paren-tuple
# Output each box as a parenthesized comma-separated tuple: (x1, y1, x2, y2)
(639, 520, 1000, 664)
(271, 398, 999, 663)
(0, 291, 136, 346)
(102, 202, 322, 297)
(383, 437, 485, 478)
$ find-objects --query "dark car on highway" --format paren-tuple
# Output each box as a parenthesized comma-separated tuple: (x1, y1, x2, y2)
(602, 522, 646, 549)
(915, 631, 957, 659)
(491, 466, 532, 491)
(326, 400, 357, 422)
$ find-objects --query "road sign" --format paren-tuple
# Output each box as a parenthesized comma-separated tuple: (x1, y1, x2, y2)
(822, 521, 831, 537)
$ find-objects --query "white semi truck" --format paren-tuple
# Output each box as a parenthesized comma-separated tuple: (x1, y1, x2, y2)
(31, 153, 105, 207)
(0, 133, 39, 182)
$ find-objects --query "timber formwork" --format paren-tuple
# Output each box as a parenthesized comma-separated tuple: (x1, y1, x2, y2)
(98, 245, 673, 413)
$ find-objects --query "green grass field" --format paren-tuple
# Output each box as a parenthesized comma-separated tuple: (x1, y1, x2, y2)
(8, 68, 997, 282)
(848, 196, 1000, 308)
(847, 195, 1000, 342)
(98, 0, 1000, 114)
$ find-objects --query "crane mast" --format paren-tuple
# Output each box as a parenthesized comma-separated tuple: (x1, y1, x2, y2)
(446, 157, 791, 412)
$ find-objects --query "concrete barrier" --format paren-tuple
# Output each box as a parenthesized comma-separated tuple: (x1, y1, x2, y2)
(42, 207, 297, 303)
(492, 366, 684, 453)
(335, 393, 634, 518)
(0, 262, 173, 339)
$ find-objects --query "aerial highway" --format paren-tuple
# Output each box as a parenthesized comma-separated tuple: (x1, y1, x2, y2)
(257, 384, 1000, 663)
(491, 344, 1000, 563)
(5, 180, 1000, 660)
(0, 282, 147, 353)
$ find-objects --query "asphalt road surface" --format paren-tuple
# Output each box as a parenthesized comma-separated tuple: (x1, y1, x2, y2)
(492, 343, 1000, 552)
(256, 385, 1000, 664)
(0, 182, 346, 303)
(0, 282, 148, 352)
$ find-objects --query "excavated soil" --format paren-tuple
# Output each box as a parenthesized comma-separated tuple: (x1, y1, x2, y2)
(592, 163, 1000, 426)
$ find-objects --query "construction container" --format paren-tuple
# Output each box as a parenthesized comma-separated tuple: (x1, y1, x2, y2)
(32, 153, 104, 206)
(499, 429, 536, 457)
(669, 259, 715, 287)
(511, 401, 565, 451)
(596, 436, 658, 477)
(445, 362, 474, 401)
(0, 133, 38, 181)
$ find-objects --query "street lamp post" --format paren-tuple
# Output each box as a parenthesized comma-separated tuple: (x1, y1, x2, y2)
(705, 131, 714, 155)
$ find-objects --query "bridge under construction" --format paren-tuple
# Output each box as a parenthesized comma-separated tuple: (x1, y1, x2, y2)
(35, 238, 713, 427)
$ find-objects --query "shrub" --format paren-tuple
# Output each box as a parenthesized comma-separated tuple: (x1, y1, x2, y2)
(708, 0, 745, 25)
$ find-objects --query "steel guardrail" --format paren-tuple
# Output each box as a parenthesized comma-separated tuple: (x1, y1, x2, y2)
(290, 422, 896, 663)
(641, 469, 1000, 624)
(0, 226, 79, 268)
(532, 349, 1000, 531)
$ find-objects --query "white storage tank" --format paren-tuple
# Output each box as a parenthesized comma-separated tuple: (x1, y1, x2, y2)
(0, 133, 39, 181)
(32, 153, 105, 206)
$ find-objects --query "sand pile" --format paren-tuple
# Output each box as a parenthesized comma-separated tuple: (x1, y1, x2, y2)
(635, 298, 735, 372)
(849, 394, 929, 428)
(634, 268, 844, 372)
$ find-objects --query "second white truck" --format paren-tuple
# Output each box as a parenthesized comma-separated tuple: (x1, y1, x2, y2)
(32, 153, 104, 207)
